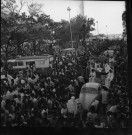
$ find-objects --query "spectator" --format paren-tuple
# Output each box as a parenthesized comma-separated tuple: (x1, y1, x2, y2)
(101, 86, 109, 115)
(104, 62, 111, 73)
(1, 41, 128, 128)
(105, 69, 114, 88)
(67, 96, 77, 116)
(89, 69, 96, 82)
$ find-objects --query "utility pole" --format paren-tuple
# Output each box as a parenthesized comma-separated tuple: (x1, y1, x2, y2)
(67, 7, 73, 48)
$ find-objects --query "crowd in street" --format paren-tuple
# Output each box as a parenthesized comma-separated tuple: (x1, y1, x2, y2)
(1, 49, 129, 128)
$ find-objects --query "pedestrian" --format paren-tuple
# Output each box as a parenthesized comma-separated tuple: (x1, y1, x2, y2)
(89, 69, 96, 82)
(67, 96, 77, 117)
(101, 86, 109, 115)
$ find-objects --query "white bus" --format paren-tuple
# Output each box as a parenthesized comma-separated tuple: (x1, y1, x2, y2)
(62, 48, 76, 56)
(7, 55, 53, 75)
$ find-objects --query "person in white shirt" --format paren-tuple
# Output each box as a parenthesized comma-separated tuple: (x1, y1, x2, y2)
(20, 92, 24, 105)
(105, 69, 114, 88)
(108, 69, 114, 88)
(105, 62, 111, 73)
(78, 75, 84, 83)
(6, 74, 13, 86)
(14, 76, 19, 86)
(67, 96, 78, 116)
(74, 79, 79, 87)
(61, 104, 68, 118)
(97, 65, 102, 72)
(89, 69, 96, 82)
(6, 90, 13, 99)
(28, 76, 32, 83)
(109, 56, 115, 65)
(1, 99, 6, 110)
(95, 61, 99, 70)
(33, 64, 36, 72)
(109, 105, 117, 113)
(32, 74, 39, 84)
(72, 58, 75, 64)
(33, 96, 38, 107)
(91, 100, 99, 111)
(59, 61, 63, 66)
(21, 79, 25, 84)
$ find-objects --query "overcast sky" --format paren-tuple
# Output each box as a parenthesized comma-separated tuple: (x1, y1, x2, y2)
(18, 0, 125, 35)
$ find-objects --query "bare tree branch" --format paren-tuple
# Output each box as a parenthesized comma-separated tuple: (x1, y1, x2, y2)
(18, 0, 26, 13)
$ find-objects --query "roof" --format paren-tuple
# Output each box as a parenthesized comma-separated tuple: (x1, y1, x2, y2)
(15, 55, 53, 60)
(82, 82, 100, 89)
(7, 59, 16, 62)
(63, 48, 75, 51)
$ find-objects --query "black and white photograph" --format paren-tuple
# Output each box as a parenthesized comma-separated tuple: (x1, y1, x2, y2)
(1, 0, 131, 134)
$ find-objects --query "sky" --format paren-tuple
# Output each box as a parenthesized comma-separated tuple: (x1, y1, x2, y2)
(18, 0, 125, 35)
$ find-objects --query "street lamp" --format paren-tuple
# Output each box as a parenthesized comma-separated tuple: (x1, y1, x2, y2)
(96, 21, 99, 35)
(106, 25, 108, 38)
(67, 7, 73, 48)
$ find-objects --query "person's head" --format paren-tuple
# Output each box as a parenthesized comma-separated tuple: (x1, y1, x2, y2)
(102, 85, 108, 91)
(104, 61, 107, 64)
(91, 69, 94, 72)
(13, 94, 17, 99)
(109, 69, 112, 73)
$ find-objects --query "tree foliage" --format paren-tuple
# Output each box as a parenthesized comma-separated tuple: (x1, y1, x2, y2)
(54, 20, 70, 48)
(1, 0, 57, 59)
(1, 1, 95, 61)
(71, 15, 95, 48)
(27, 2, 44, 16)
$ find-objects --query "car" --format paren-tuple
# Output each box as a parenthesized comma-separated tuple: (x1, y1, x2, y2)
(79, 82, 102, 110)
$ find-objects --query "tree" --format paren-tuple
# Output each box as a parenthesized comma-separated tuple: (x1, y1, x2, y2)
(1, 0, 55, 59)
(1, 0, 26, 14)
(54, 15, 95, 49)
(88, 39, 110, 57)
(1, 0, 28, 61)
(70, 15, 95, 50)
(27, 2, 44, 16)
(54, 20, 71, 48)
(25, 13, 57, 55)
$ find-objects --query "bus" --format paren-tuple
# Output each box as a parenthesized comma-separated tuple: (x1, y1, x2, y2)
(61, 48, 76, 56)
(7, 55, 53, 75)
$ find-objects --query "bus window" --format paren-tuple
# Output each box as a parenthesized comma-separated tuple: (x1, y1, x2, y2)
(26, 61, 35, 66)
(12, 62, 17, 66)
(8, 62, 17, 66)
(17, 61, 23, 66)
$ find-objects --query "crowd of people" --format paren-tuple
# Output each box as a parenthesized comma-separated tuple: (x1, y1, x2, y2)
(1, 48, 129, 128)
